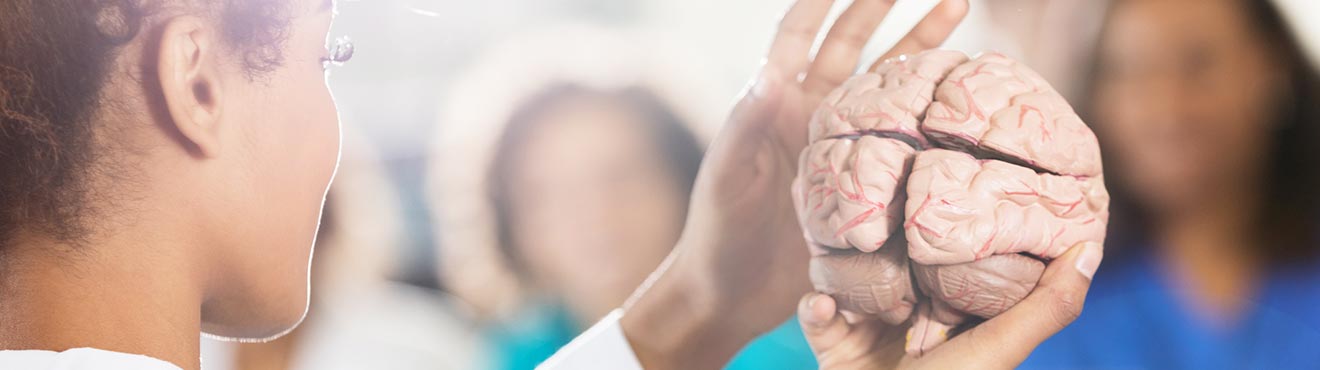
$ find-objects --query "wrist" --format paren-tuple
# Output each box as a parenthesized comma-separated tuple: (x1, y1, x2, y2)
(619, 241, 752, 369)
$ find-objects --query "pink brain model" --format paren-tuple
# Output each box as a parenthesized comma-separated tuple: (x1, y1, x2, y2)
(791, 50, 1110, 355)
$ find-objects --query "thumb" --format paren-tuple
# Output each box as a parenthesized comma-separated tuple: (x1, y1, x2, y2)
(798, 292, 852, 355)
(922, 241, 1103, 368)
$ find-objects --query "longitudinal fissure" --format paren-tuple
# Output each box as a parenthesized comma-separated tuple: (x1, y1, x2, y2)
(825, 127, 1088, 179)
(827, 129, 925, 151)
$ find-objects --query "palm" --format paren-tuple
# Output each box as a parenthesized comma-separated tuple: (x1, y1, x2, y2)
(683, 0, 969, 334)
(686, 80, 815, 331)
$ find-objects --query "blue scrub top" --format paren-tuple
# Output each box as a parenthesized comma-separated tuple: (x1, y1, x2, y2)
(1022, 248, 1320, 369)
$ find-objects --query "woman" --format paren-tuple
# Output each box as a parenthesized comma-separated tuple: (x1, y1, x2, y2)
(1022, 0, 1320, 368)
(479, 83, 703, 369)
(0, 0, 343, 368)
(479, 83, 815, 369)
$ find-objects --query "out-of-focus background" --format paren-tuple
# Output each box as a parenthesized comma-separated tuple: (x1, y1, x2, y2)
(202, 0, 1320, 369)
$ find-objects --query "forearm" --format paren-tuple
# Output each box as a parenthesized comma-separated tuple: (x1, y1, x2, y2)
(619, 242, 757, 369)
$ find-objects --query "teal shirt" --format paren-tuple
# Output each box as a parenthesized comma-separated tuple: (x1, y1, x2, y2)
(486, 305, 817, 370)
(723, 317, 818, 370)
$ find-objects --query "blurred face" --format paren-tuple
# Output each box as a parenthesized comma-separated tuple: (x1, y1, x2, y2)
(506, 97, 686, 322)
(1094, 0, 1287, 218)
(200, 0, 341, 338)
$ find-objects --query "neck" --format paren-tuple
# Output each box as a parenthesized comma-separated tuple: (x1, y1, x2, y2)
(1156, 191, 1264, 323)
(0, 232, 204, 370)
(232, 329, 301, 370)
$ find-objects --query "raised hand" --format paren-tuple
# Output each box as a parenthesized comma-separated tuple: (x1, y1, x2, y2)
(619, 1, 968, 369)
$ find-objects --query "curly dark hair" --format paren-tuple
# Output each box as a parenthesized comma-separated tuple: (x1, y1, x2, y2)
(0, 0, 293, 246)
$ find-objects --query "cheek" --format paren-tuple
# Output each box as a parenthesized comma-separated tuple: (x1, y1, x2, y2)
(515, 212, 589, 276)
(623, 183, 686, 246)
(1206, 74, 1277, 152)
(306, 74, 342, 178)
(1102, 110, 1151, 163)
(1094, 89, 1146, 144)
(245, 69, 340, 246)
(281, 71, 340, 190)
(1094, 94, 1197, 199)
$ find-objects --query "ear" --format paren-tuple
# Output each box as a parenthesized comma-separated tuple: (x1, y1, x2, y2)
(156, 16, 225, 158)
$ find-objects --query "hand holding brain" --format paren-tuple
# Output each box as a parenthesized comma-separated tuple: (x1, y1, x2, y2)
(791, 50, 1109, 355)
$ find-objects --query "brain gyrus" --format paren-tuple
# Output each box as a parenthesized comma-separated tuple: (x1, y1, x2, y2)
(791, 50, 1110, 355)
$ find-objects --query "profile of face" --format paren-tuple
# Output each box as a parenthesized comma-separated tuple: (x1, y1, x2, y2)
(502, 95, 688, 322)
(167, 0, 341, 339)
(1093, 0, 1288, 217)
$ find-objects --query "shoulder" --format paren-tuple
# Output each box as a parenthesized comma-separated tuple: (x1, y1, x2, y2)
(1019, 253, 1168, 368)
(0, 348, 181, 370)
(1258, 257, 1320, 333)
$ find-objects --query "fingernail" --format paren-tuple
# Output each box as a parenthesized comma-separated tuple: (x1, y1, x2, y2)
(1074, 242, 1103, 280)
(802, 294, 828, 327)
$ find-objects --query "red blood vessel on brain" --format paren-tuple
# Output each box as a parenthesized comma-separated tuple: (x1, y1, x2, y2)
(791, 50, 1110, 355)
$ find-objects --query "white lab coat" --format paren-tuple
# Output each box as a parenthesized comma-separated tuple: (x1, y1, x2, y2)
(0, 348, 181, 370)
(537, 309, 643, 370)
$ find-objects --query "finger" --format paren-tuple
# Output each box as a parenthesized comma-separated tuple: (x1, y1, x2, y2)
(869, 0, 969, 70)
(799, 292, 852, 355)
(922, 242, 1103, 368)
(904, 299, 956, 357)
(766, 0, 837, 80)
(803, 0, 896, 97)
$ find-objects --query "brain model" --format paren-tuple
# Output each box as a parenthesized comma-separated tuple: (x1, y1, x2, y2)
(791, 50, 1109, 355)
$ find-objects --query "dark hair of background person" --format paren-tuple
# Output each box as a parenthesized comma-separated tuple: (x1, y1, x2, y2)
(486, 83, 705, 281)
(1081, 0, 1320, 263)
(0, 0, 291, 248)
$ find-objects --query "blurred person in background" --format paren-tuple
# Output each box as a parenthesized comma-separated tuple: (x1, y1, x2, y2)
(429, 25, 816, 368)
(480, 83, 816, 370)
(201, 135, 483, 370)
(1022, 0, 1320, 368)
(481, 83, 705, 369)
(427, 24, 732, 324)
(427, 23, 818, 370)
